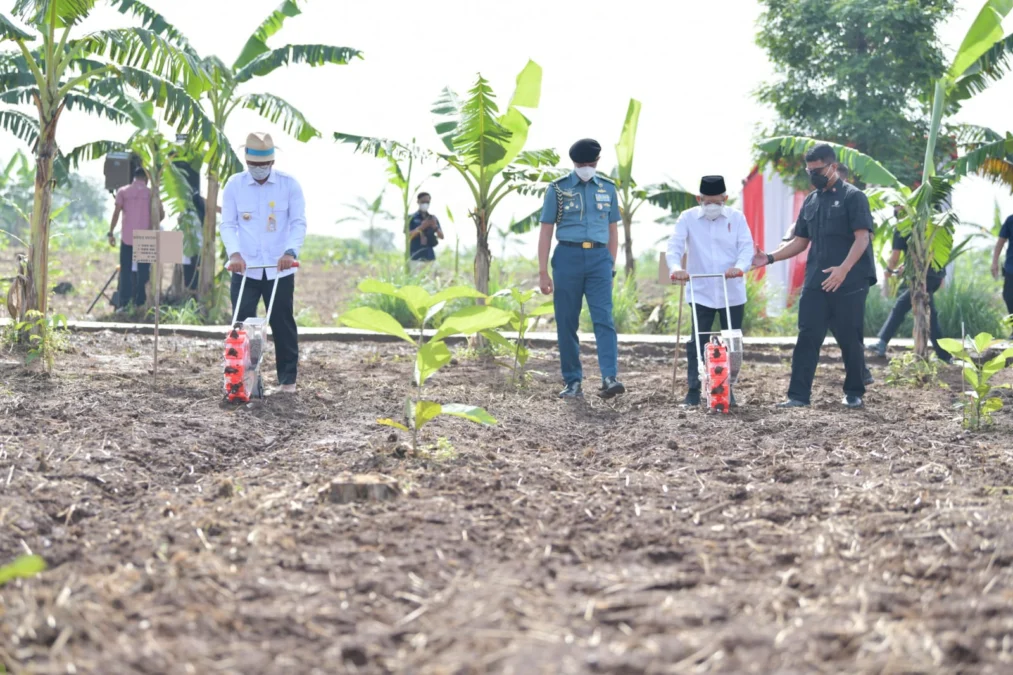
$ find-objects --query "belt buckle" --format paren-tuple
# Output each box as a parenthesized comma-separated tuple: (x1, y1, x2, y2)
(581, 242, 593, 249)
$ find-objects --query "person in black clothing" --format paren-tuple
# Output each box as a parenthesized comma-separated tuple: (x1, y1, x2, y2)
(780, 164, 875, 387)
(867, 216, 952, 362)
(408, 192, 443, 263)
(993, 214, 1013, 332)
(753, 144, 877, 409)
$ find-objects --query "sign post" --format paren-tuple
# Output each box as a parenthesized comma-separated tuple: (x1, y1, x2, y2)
(134, 231, 184, 384)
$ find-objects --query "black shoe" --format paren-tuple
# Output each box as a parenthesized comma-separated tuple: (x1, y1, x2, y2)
(865, 341, 887, 358)
(862, 367, 874, 386)
(776, 399, 809, 408)
(598, 377, 626, 400)
(937, 355, 953, 365)
(843, 395, 864, 409)
(682, 389, 701, 407)
(559, 382, 583, 399)
(730, 390, 738, 408)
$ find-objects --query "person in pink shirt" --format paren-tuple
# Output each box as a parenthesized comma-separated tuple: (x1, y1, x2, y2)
(106, 168, 163, 310)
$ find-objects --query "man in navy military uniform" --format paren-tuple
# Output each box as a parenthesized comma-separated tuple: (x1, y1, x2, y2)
(538, 138, 625, 399)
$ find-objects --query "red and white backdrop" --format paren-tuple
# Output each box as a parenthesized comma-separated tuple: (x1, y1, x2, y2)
(740, 168, 809, 313)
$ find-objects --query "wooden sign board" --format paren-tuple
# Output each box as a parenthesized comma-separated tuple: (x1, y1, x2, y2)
(131, 230, 183, 387)
(133, 231, 184, 265)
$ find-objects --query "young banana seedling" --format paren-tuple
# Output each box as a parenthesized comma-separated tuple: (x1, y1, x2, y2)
(339, 280, 512, 451)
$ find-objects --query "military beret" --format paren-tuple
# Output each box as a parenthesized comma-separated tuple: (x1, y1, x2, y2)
(699, 175, 726, 196)
(569, 138, 601, 163)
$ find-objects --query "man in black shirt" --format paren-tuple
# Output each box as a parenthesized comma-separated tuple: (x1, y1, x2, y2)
(754, 144, 877, 408)
(867, 218, 951, 362)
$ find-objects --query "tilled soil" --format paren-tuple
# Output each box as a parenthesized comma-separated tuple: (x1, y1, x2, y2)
(2, 332, 1013, 674)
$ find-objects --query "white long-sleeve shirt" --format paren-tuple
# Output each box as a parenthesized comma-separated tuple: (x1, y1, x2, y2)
(666, 205, 755, 309)
(220, 169, 307, 281)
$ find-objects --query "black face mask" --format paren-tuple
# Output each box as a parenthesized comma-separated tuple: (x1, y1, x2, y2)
(808, 168, 831, 190)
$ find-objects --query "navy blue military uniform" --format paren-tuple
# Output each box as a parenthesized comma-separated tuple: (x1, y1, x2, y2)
(540, 171, 622, 387)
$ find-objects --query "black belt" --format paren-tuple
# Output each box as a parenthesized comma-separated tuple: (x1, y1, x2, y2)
(558, 241, 606, 249)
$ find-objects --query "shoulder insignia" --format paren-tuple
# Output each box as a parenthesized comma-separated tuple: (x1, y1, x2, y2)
(597, 175, 615, 186)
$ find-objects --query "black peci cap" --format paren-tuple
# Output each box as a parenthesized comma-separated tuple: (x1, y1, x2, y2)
(569, 138, 602, 163)
(700, 175, 727, 196)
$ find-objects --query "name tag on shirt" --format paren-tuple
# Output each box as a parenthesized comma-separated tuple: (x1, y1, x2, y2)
(594, 193, 610, 202)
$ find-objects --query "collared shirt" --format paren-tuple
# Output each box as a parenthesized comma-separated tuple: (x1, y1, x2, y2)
(666, 206, 755, 308)
(794, 179, 877, 292)
(892, 230, 944, 281)
(1000, 215, 1013, 274)
(220, 169, 307, 281)
(539, 172, 620, 244)
(115, 179, 152, 246)
(409, 211, 441, 261)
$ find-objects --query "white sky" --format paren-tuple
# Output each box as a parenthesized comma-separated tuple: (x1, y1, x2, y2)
(2, 0, 1011, 256)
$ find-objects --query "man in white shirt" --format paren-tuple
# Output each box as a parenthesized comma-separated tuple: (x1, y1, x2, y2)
(667, 175, 755, 406)
(222, 132, 307, 394)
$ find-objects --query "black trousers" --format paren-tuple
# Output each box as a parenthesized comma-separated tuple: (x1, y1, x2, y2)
(687, 303, 745, 390)
(788, 284, 868, 404)
(230, 273, 298, 385)
(183, 258, 199, 290)
(1004, 273, 1013, 318)
(877, 276, 948, 360)
(117, 242, 150, 308)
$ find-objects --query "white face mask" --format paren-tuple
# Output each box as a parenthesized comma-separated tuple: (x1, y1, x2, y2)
(574, 166, 596, 182)
(702, 203, 724, 220)
(248, 164, 271, 181)
(419, 203, 430, 213)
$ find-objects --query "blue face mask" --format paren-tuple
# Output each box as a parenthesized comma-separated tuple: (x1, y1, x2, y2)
(248, 164, 271, 181)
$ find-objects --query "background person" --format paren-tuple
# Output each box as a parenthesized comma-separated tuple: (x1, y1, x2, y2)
(867, 210, 951, 362)
(667, 175, 754, 407)
(106, 167, 163, 310)
(992, 212, 1013, 334)
(408, 192, 443, 266)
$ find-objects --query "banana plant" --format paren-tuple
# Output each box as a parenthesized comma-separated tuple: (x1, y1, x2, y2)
(612, 98, 698, 279)
(431, 60, 559, 294)
(159, 0, 362, 306)
(909, 0, 1012, 358)
(0, 149, 33, 243)
(338, 280, 513, 452)
(481, 288, 554, 384)
(58, 96, 202, 303)
(0, 0, 215, 321)
(939, 332, 1013, 429)
(333, 134, 442, 271)
(335, 190, 396, 254)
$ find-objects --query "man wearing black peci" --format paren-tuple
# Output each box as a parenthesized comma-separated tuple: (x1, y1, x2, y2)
(753, 144, 877, 408)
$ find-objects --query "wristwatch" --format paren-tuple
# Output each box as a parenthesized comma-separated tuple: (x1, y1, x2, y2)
(284, 248, 298, 259)
(766, 253, 775, 266)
